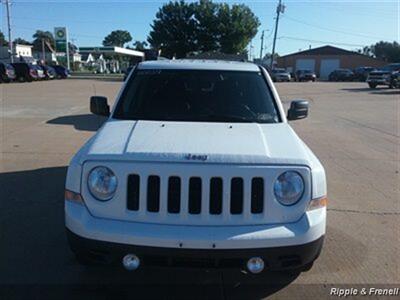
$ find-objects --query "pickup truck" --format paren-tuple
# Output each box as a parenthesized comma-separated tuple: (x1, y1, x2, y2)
(367, 63, 400, 88)
(65, 60, 327, 275)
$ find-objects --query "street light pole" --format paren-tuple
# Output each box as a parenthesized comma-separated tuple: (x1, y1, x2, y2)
(270, 0, 285, 69)
(5, 0, 14, 63)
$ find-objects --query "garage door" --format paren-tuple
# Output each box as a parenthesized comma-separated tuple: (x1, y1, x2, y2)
(295, 59, 315, 71)
(320, 59, 340, 79)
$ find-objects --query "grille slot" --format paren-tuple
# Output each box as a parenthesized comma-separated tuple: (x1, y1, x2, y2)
(230, 177, 243, 214)
(209, 177, 223, 215)
(168, 176, 181, 213)
(147, 176, 160, 212)
(127, 174, 140, 211)
(251, 177, 264, 213)
(188, 177, 202, 214)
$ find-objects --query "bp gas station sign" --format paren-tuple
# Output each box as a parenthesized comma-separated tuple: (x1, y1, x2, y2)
(54, 27, 70, 69)
(54, 27, 68, 52)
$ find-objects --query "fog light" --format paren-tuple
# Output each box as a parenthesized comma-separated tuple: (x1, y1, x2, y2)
(122, 254, 140, 271)
(247, 257, 265, 274)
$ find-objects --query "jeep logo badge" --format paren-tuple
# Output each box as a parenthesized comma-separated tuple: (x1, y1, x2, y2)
(184, 154, 208, 161)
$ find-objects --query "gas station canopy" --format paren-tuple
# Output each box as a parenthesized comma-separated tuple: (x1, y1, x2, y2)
(78, 46, 145, 58)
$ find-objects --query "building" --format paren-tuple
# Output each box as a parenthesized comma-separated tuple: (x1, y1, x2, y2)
(0, 44, 33, 63)
(33, 51, 57, 64)
(277, 45, 387, 79)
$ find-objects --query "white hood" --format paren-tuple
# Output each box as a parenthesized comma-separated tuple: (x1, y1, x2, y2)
(77, 119, 315, 166)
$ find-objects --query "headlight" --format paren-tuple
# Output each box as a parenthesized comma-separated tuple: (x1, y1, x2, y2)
(88, 166, 118, 201)
(273, 171, 304, 206)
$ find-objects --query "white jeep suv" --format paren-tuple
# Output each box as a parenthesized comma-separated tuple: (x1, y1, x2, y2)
(65, 60, 327, 274)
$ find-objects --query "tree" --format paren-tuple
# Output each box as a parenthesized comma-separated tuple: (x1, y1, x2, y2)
(147, 0, 260, 58)
(103, 30, 132, 47)
(194, 0, 220, 52)
(69, 42, 78, 54)
(359, 41, 400, 62)
(13, 38, 32, 45)
(371, 41, 400, 62)
(357, 46, 373, 57)
(148, 1, 198, 58)
(32, 30, 55, 52)
(0, 30, 8, 46)
(132, 40, 148, 50)
(216, 3, 259, 54)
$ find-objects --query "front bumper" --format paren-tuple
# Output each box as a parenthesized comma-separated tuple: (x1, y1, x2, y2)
(67, 229, 324, 271)
(65, 201, 326, 270)
(66, 201, 326, 249)
(367, 78, 389, 84)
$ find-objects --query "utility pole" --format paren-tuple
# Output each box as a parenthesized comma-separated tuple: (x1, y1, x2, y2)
(41, 38, 46, 62)
(259, 30, 265, 60)
(5, 0, 14, 63)
(249, 40, 253, 61)
(270, 0, 285, 69)
(66, 29, 70, 70)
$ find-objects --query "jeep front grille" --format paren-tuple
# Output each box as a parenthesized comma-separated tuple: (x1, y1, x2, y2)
(127, 175, 264, 216)
(82, 162, 311, 226)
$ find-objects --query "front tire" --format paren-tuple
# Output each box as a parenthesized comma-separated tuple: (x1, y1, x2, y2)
(368, 83, 377, 89)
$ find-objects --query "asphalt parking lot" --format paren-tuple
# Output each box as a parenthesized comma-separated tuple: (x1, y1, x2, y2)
(0, 79, 399, 299)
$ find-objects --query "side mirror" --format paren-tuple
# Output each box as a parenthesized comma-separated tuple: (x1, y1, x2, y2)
(90, 96, 110, 117)
(287, 100, 309, 121)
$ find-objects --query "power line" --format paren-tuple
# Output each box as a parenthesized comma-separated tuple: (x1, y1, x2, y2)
(279, 36, 366, 48)
(11, 15, 148, 25)
(282, 15, 391, 40)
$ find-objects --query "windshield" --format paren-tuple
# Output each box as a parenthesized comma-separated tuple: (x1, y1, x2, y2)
(114, 69, 280, 123)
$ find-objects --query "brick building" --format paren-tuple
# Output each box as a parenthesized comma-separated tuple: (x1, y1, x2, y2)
(277, 45, 387, 79)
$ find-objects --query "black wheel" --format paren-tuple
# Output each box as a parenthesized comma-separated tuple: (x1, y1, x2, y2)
(368, 83, 377, 89)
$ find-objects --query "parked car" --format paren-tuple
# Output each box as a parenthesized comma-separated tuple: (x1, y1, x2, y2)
(11, 63, 40, 82)
(65, 60, 327, 274)
(32, 65, 46, 80)
(271, 68, 291, 82)
(41, 65, 56, 80)
(0, 62, 16, 83)
(353, 66, 376, 81)
(52, 65, 70, 79)
(328, 69, 354, 81)
(366, 63, 400, 89)
(123, 66, 134, 81)
(294, 70, 316, 82)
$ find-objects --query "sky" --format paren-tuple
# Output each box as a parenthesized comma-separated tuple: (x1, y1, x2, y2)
(1, 0, 399, 58)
